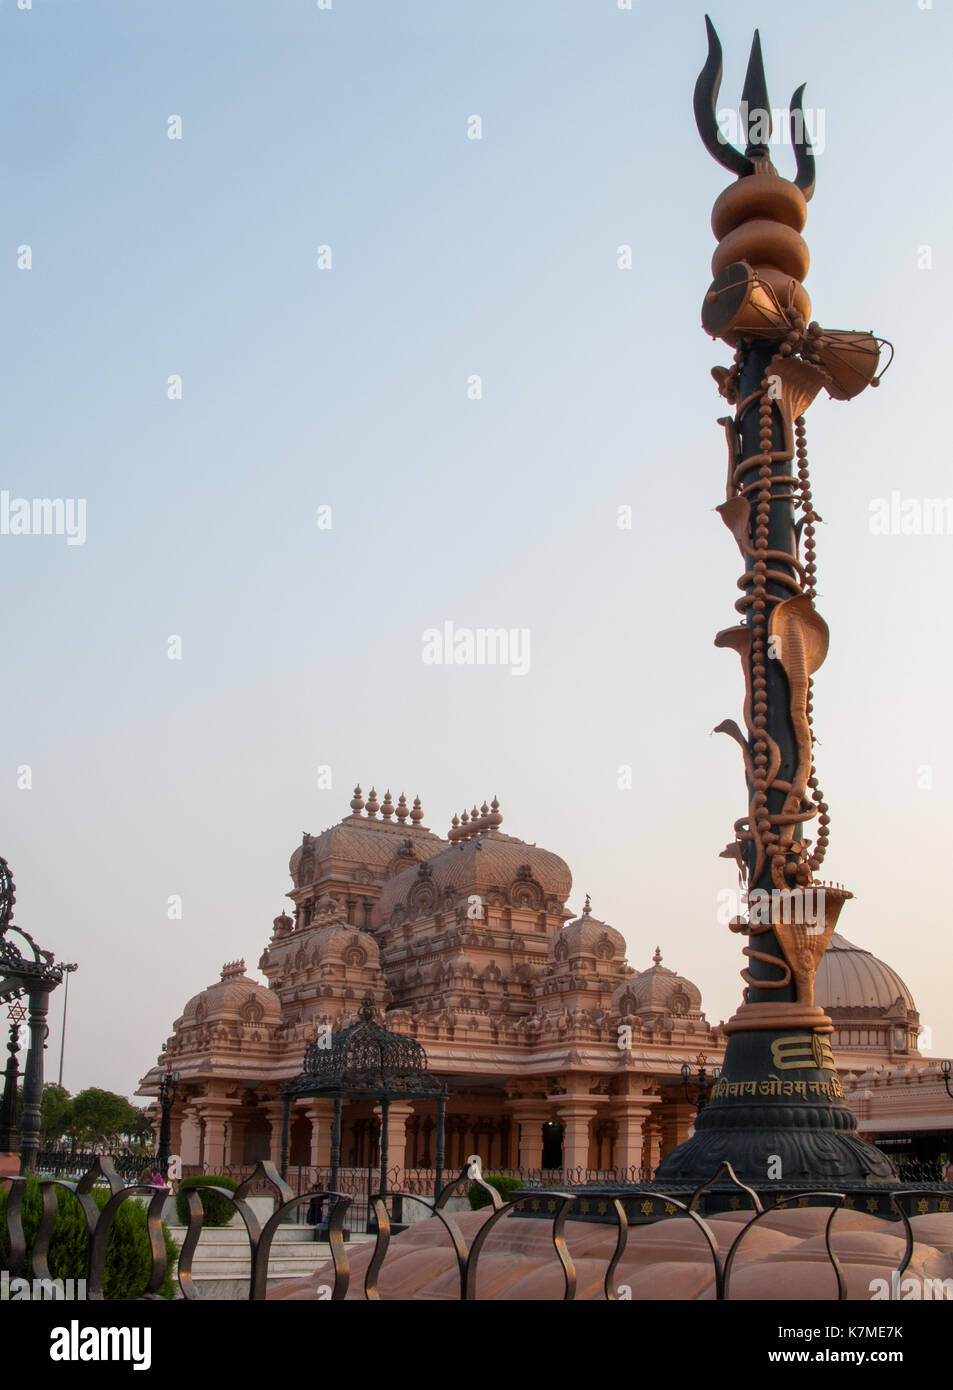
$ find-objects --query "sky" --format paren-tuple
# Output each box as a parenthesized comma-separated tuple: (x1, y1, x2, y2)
(2, 0, 952, 1100)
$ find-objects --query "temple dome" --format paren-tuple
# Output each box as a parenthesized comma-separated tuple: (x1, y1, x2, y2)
(549, 900, 626, 962)
(380, 832, 571, 920)
(179, 961, 281, 1026)
(611, 948, 702, 1017)
(815, 933, 918, 1015)
(290, 794, 447, 889)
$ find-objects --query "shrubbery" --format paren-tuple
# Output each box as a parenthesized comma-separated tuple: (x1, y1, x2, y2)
(174, 1174, 239, 1227)
(0, 1175, 178, 1299)
(467, 1175, 525, 1211)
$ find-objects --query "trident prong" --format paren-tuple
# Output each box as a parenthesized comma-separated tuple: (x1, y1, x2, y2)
(694, 15, 815, 201)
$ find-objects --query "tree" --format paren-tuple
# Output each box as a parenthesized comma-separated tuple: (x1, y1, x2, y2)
(71, 1088, 137, 1145)
(129, 1105, 157, 1148)
(40, 1083, 73, 1141)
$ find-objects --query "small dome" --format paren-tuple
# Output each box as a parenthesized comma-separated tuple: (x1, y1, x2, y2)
(550, 899, 626, 962)
(611, 947, 702, 1017)
(180, 963, 281, 1026)
(310, 923, 381, 969)
(815, 934, 918, 1016)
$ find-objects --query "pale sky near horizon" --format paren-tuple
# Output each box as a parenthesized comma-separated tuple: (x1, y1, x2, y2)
(2, 0, 952, 1100)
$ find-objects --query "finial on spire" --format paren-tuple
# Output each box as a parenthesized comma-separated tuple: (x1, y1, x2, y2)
(366, 786, 380, 818)
(449, 812, 461, 843)
(381, 789, 395, 820)
(410, 795, 424, 825)
(488, 795, 502, 830)
(740, 29, 772, 158)
(460, 808, 470, 837)
(396, 792, 409, 823)
(582, 894, 592, 917)
(653, 946, 663, 967)
(350, 784, 364, 814)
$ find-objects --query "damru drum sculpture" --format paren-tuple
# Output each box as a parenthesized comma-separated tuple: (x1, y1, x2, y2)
(657, 19, 895, 1187)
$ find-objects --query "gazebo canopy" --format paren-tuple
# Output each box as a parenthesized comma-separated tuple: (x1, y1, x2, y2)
(283, 994, 447, 1102)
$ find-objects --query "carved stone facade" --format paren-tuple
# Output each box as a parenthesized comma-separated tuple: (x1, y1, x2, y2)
(138, 789, 932, 1176)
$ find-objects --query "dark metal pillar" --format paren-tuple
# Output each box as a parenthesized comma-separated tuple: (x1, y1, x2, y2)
(329, 1094, 342, 1191)
(280, 1094, 291, 1179)
(737, 339, 798, 1004)
(19, 984, 50, 1174)
(434, 1095, 446, 1198)
(378, 1096, 390, 1195)
(0, 1021, 20, 1151)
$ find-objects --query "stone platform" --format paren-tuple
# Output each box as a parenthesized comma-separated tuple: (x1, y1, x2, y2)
(269, 1205, 953, 1300)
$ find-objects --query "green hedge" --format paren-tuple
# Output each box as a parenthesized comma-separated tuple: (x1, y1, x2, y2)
(175, 1175, 239, 1227)
(0, 1175, 178, 1300)
(467, 1175, 525, 1211)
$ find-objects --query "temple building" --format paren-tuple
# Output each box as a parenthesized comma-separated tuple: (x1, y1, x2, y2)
(138, 788, 950, 1178)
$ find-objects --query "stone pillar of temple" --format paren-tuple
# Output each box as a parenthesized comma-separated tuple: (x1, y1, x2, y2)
(169, 1109, 183, 1160)
(556, 1101, 598, 1173)
(661, 1102, 696, 1159)
(263, 1101, 285, 1168)
(507, 1103, 550, 1170)
(179, 1106, 201, 1167)
(643, 1118, 664, 1176)
(304, 1099, 335, 1173)
(227, 1115, 246, 1166)
(611, 1103, 654, 1175)
(375, 1101, 415, 1186)
(195, 1101, 232, 1170)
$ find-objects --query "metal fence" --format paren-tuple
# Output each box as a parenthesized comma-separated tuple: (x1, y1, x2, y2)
(3, 1156, 948, 1301)
(35, 1145, 154, 1183)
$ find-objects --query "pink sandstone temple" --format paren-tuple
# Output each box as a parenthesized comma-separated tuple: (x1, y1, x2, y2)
(138, 786, 948, 1180)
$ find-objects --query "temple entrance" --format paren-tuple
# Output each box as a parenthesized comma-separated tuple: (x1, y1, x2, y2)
(541, 1120, 563, 1169)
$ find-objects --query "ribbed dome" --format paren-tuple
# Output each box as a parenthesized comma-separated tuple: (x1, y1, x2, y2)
(815, 933, 917, 1015)
(380, 833, 571, 920)
(549, 903, 626, 962)
(611, 948, 702, 1017)
(180, 963, 281, 1026)
(290, 816, 447, 888)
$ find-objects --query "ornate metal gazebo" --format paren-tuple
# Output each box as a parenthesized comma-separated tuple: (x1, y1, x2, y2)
(281, 994, 448, 1197)
(0, 856, 77, 1173)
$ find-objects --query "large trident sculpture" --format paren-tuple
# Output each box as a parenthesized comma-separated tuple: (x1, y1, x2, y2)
(658, 19, 894, 1185)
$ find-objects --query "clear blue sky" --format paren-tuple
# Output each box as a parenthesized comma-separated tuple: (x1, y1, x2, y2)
(2, 0, 951, 1097)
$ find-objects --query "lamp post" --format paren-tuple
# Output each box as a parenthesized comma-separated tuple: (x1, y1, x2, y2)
(680, 1053, 721, 1115)
(56, 963, 78, 1088)
(156, 1069, 179, 1176)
